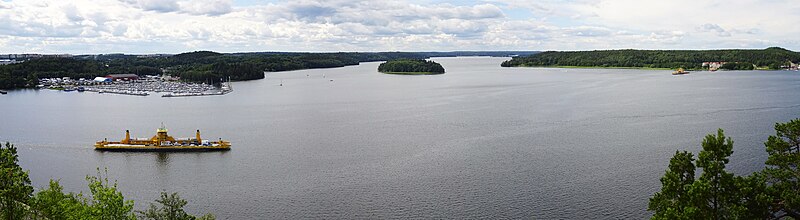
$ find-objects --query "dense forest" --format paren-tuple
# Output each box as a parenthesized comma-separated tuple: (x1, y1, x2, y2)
(501, 47, 800, 70)
(377, 59, 445, 74)
(0, 51, 434, 89)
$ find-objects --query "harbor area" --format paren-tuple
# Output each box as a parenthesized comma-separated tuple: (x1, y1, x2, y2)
(38, 74, 232, 97)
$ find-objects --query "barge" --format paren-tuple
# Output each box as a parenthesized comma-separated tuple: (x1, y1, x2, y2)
(95, 126, 230, 152)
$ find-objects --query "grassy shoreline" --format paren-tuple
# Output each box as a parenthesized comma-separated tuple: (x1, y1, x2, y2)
(380, 71, 444, 75)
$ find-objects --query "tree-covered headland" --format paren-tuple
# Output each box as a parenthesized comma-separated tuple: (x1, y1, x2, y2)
(377, 59, 445, 75)
(649, 118, 800, 219)
(502, 47, 800, 70)
(0, 142, 215, 219)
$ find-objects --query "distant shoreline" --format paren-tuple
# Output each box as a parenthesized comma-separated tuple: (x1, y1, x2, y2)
(507, 65, 788, 71)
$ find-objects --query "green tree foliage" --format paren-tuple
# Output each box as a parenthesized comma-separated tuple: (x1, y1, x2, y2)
(0, 142, 34, 220)
(719, 62, 755, 70)
(377, 59, 445, 74)
(732, 174, 771, 219)
(502, 47, 799, 70)
(648, 130, 745, 219)
(649, 122, 800, 219)
(648, 151, 699, 219)
(137, 192, 215, 220)
(763, 119, 800, 219)
(86, 168, 136, 219)
(693, 129, 737, 219)
(30, 180, 91, 219)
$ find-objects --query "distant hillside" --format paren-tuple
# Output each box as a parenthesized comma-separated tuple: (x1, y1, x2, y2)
(501, 47, 800, 70)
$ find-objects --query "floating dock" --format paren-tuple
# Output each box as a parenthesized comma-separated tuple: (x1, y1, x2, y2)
(95, 126, 230, 152)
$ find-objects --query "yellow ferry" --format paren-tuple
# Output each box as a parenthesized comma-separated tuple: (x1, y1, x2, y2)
(672, 68, 690, 75)
(95, 125, 230, 152)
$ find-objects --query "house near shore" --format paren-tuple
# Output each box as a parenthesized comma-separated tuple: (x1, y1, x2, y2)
(702, 62, 727, 71)
(781, 61, 799, 70)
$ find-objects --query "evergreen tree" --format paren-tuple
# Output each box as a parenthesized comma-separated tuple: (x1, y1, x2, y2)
(693, 129, 738, 219)
(763, 119, 800, 219)
(648, 151, 700, 219)
(0, 142, 34, 220)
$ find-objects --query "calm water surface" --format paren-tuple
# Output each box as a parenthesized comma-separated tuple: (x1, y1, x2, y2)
(2, 57, 800, 219)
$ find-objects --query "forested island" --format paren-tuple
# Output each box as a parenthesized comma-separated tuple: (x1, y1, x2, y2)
(377, 59, 445, 75)
(501, 47, 800, 70)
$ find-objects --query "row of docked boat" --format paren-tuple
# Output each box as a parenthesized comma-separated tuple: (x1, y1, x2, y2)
(85, 88, 150, 96)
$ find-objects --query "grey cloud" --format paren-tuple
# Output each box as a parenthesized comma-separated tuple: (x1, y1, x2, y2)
(120, 0, 232, 16)
(62, 4, 85, 22)
(120, 0, 180, 13)
(0, 2, 12, 9)
(698, 23, 731, 37)
(290, 4, 336, 22)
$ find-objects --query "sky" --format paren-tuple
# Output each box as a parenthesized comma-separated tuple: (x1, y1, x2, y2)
(0, 0, 798, 54)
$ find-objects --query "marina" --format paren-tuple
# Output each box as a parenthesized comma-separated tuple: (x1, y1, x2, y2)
(39, 75, 232, 97)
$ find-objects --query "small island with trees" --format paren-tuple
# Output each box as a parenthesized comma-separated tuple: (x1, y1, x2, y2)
(377, 59, 445, 75)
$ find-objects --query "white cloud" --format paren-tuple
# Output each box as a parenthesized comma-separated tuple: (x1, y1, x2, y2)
(0, 0, 799, 53)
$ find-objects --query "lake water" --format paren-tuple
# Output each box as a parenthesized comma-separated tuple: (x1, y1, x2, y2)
(2, 57, 800, 219)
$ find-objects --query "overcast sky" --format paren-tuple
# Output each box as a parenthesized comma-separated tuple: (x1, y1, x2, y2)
(1, 0, 798, 54)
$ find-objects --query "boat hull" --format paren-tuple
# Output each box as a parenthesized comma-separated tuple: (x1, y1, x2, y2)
(95, 147, 230, 152)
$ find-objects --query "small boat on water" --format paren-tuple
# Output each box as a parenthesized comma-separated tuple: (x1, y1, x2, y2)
(672, 68, 690, 75)
(77, 87, 85, 92)
(0, 90, 7, 94)
(63, 87, 76, 92)
(95, 125, 231, 152)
